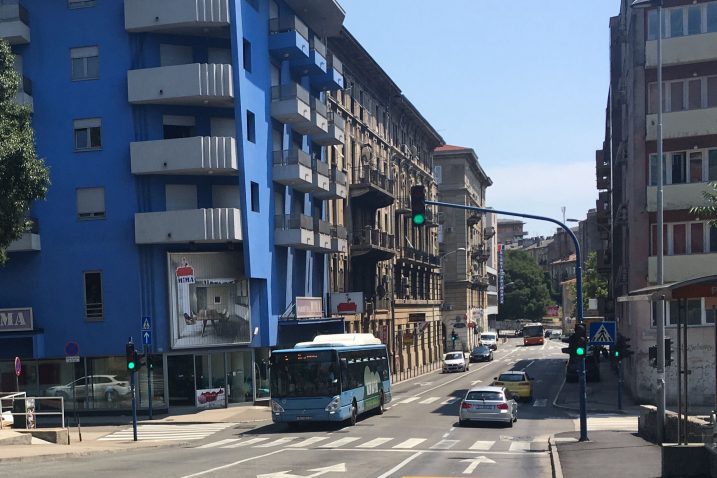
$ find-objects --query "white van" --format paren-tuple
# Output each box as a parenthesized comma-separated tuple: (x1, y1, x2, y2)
(480, 332, 498, 350)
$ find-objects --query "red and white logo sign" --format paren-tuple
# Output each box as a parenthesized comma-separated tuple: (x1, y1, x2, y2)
(176, 258, 195, 284)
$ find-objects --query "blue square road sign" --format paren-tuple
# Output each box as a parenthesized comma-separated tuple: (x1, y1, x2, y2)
(588, 321, 616, 346)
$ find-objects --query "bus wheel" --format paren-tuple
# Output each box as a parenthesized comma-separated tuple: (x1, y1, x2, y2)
(349, 402, 357, 426)
(377, 392, 385, 415)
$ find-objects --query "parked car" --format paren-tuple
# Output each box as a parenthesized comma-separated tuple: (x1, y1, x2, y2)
(442, 352, 469, 373)
(469, 345, 494, 363)
(46, 375, 131, 402)
(480, 332, 498, 350)
(491, 371, 534, 402)
(459, 386, 517, 427)
(565, 356, 601, 382)
(0, 410, 13, 428)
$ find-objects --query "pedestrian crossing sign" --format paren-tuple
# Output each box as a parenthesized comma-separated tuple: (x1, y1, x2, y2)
(588, 321, 616, 346)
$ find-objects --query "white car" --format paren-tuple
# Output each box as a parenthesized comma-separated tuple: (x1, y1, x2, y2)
(1, 410, 13, 428)
(46, 375, 131, 403)
(480, 332, 498, 350)
(442, 352, 469, 373)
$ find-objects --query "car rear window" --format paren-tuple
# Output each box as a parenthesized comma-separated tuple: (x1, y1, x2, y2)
(481, 334, 496, 340)
(466, 391, 503, 401)
(445, 353, 463, 360)
(498, 373, 524, 382)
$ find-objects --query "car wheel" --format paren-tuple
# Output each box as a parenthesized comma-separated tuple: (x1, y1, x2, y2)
(377, 391, 385, 415)
(348, 402, 357, 426)
(459, 418, 466, 426)
(507, 418, 514, 428)
(105, 390, 119, 403)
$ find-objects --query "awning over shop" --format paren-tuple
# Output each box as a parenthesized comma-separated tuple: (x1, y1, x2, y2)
(276, 318, 345, 349)
(0, 329, 44, 359)
(617, 275, 717, 303)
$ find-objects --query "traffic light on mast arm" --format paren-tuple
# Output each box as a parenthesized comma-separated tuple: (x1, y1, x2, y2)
(410, 185, 426, 226)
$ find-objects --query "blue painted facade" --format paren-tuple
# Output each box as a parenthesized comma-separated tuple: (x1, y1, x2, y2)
(0, 0, 346, 406)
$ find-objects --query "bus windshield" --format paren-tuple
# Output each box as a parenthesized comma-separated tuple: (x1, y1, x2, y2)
(270, 351, 339, 398)
(523, 325, 544, 338)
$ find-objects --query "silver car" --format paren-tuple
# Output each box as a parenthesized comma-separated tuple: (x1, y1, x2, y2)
(458, 386, 517, 427)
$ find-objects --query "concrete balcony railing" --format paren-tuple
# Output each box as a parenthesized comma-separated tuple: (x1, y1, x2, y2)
(293, 96, 328, 136)
(646, 107, 717, 141)
(131, 136, 238, 175)
(0, 1, 30, 45)
(312, 157, 330, 196)
(313, 217, 332, 253)
(315, 167, 347, 200)
(313, 111, 345, 146)
(330, 224, 348, 254)
(7, 217, 40, 252)
(270, 82, 311, 128)
(646, 32, 717, 68)
(128, 63, 234, 107)
(134, 208, 242, 244)
(646, 182, 714, 212)
(272, 148, 314, 192)
(648, 252, 717, 284)
(269, 14, 309, 60)
(274, 213, 314, 250)
(124, 0, 230, 34)
(14, 75, 32, 112)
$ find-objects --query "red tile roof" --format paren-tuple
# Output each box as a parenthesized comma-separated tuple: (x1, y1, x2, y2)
(434, 144, 469, 152)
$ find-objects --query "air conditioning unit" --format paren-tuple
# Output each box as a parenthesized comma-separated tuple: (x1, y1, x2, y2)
(410, 145, 418, 157)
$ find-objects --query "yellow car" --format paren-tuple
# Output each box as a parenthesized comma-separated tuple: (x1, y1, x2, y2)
(491, 371, 534, 402)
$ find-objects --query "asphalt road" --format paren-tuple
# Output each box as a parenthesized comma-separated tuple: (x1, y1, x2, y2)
(8, 338, 575, 478)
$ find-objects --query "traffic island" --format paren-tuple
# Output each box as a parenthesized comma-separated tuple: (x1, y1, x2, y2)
(13, 428, 70, 444)
(662, 444, 709, 477)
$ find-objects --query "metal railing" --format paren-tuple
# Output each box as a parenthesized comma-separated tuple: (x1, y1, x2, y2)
(352, 166, 395, 194)
(0, 1, 29, 24)
(327, 111, 345, 131)
(271, 82, 310, 104)
(311, 96, 327, 117)
(327, 54, 343, 74)
(331, 168, 347, 186)
(269, 15, 308, 41)
(352, 228, 395, 250)
(273, 148, 312, 168)
(0, 393, 65, 430)
(275, 213, 313, 231)
(310, 35, 326, 58)
(331, 224, 348, 240)
(313, 217, 331, 235)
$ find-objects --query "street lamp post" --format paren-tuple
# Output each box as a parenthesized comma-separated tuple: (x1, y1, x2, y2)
(440, 247, 467, 350)
(632, 0, 665, 444)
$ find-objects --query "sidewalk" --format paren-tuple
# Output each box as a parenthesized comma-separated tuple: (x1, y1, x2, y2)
(0, 404, 272, 463)
(552, 357, 661, 478)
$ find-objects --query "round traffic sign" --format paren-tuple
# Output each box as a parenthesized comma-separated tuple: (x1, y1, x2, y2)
(14, 357, 21, 377)
(65, 341, 80, 357)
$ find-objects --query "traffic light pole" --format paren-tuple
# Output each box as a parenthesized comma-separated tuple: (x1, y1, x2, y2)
(427, 200, 589, 441)
(131, 370, 137, 441)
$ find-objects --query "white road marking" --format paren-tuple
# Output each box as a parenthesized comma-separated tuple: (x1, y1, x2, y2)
(509, 441, 531, 452)
(319, 436, 361, 448)
(286, 436, 331, 448)
(196, 438, 242, 448)
(431, 439, 459, 450)
(224, 437, 270, 448)
(399, 396, 421, 404)
(392, 438, 426, 449)
(418, 397, 440, 404)
(468, 440, 495, 451)
(254, 436, 298, 448)
(440, 397, 459, 405)
(179, 450, 284, 478)
(356, 437, 393, 448)
(375, 452, 424, 478)
(470, 380, 483, 385)
(533, 399, 547, 407)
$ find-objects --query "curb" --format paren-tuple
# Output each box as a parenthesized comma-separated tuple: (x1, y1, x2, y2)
(552, 373, 631, 415)
(548, 436, 564, 478)
(0, 440, 189, 464)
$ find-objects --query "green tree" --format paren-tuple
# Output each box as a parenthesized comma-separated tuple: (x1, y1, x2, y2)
(0, 40, 49, 264)
(498, 250, 551, 321)
(690, 184, 717, 225)
(566, 251, 608, 316)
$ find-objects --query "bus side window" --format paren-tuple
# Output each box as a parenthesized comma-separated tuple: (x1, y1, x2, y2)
(340, 358, 349, 389)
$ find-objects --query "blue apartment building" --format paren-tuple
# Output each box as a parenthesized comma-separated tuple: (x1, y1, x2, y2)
(0, 0, 347, 411)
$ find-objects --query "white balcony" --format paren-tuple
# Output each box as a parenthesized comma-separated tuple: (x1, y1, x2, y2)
(313, 112, 345, 145)
(646, 183, 714, 212)
(128, 63, 233, 107)
(313, 218, 332, 253)
(330, 225, 348, 254)
(135, 208, 242, 244)
(646, 107, 717, 141)
(14, 89, 32, 113)
(0, 2, 30, 45)
(648, 252, 717, 284)
(272, 148, 314, 192)
(293, 97, 327, 136)
(274, 214, 314, 250)
(124, 0, 229, 35)
(646, 32, 717, 68)
(7, 233, 40, 252)
(131, 136, 237, 175)
(314, 167, 346, 200)
(312, 158, 330, 196)
(270, 83, 311, 127)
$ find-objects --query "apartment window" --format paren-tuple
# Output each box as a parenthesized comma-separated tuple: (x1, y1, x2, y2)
(708, 77, 717, 108)
(673, 224, 686, 255)
(671, 152, 686, 184)
(163, 115, 195, 139)
(647, 9, 660, 41)
(688, 79, 702, 110)
(670, 8, 684, 37)
(710, 150, 717, 180)
(688, 5, 702, 35)
(711, 225, 717, 252)
(74, 118, 101, 150)
(691, 223, 704, 253)
(77, 187, 105, 219)
(243, 39, 252, 72)
(706, 298, 717, 324)
(246, 110, 256, 143)
(653, 299, 709, 327)
(709, 3, 717, 32)
(69, 0, 95, 8)
(71, 46, 99, 81)
(251, 181, 260, 212)
(84, 271, 103, 321)
(689, 152, 703, 183)
(669, 81, 684, 112)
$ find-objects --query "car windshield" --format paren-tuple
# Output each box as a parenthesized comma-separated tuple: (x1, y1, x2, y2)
(498, 373, 525, 382)
(270, 351, 339, 398)
(466, 391, 503, 401)
(480, 334, 495, 341)
(445, 353, 463, 360)
(473, 346, 490, 353)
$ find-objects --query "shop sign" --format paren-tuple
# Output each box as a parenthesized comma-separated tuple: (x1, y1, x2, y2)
(408, 313, 426, 323)
(196, 387, 226, 409)
(328, 292, 364, 315)
(176, 259, 195, 284)
(0, 308, 33, 332)
(296, 297, 323, 319)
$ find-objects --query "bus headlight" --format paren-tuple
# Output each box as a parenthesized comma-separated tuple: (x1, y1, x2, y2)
(271, 400, 284, 413)
(325, 395, 341, 413)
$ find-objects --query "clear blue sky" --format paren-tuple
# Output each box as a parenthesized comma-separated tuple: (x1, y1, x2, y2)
(339, 0, 619, 237)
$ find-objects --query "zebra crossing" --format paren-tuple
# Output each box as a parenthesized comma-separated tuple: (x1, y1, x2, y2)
(573, 414, 638, 432)
(389, 395, 547, 407)
(99, 423, 235, 442)
(193, 434, 548, 453)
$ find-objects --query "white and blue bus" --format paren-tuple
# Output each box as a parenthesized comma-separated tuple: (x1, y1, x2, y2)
(269, 334, 392, 426)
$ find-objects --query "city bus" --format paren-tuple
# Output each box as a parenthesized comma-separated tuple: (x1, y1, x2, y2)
(269, 334, 391, 426)
(522, 323, 545, 346)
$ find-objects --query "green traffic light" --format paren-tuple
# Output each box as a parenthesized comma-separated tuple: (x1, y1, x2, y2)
(576, 347, 585, 356)
(128, 362, 135, 370)
(412, 214, 425, 226)
(614, 350, 620, 357)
